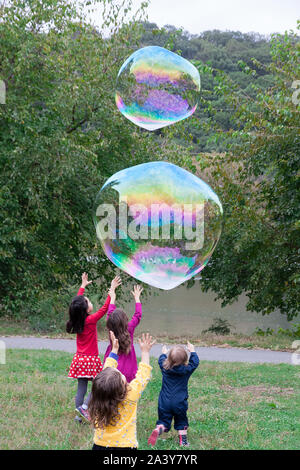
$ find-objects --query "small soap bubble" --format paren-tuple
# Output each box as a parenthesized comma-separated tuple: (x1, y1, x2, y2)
(116, 46, 200, 131)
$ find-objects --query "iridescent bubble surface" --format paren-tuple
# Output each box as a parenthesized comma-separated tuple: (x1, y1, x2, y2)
(93, 162, 222, 290)
(115, 46, 200, 131)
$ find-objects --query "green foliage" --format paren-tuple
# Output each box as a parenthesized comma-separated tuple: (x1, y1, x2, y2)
(139, 24, 276, 153)
(141, 22, 299, 320)
(255, 324, 300, 338)
(1, 5, 299, 324)
(190, 27, 300, 320)
(277, 323, 300, 338)
(255, 328, 275, 337)
(202, 317, 233, 335)
(0, 1, 192, 318)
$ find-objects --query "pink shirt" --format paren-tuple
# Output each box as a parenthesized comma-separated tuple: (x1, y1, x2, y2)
(103, 303, 142, 382)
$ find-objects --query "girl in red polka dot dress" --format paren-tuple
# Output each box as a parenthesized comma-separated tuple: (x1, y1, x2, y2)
(66, 272, 121, 422)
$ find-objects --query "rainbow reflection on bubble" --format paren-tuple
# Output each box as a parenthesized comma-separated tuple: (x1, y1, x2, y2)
(93, 162, 222, 290)
(115, 46, 200, 131)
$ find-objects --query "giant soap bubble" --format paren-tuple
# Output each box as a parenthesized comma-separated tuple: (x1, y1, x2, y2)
(115, 46, 200, 131)
(93, 162, 222, 290)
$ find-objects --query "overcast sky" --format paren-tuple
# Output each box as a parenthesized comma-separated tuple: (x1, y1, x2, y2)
(135, 0, 299, 36)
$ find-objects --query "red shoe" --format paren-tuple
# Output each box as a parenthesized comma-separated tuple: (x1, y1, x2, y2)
(76, 406, 91, 423)
(148, 425, 164, 446)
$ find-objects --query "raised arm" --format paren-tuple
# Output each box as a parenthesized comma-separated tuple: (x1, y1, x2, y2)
(107, 303, 116, 318)
(127, 334, 155, 402)
(106, 275, 122, 319)
(128, 302, 142, 331)
(158, 353, 167, 371)
(103, 331, 119, 369)
(77, 287, 85, 296)
(186, 352, 199, 374)
(87, 294, 111, 323)
(186, 342, 199, 374)
(87, 276, 121, 323)
(128, 285, 143, 331)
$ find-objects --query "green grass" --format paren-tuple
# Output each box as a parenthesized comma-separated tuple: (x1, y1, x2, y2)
(0, 316, 295, 351)
(0, 349, 299, 450)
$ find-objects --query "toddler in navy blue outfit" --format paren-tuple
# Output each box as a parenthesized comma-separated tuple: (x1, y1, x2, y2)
(148, 342, 199, 447)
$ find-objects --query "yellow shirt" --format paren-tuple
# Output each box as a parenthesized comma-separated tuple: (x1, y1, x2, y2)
(93, 356, 152, 448)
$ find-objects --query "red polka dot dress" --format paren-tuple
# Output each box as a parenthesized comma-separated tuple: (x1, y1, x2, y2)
(68, 287, 111, 380)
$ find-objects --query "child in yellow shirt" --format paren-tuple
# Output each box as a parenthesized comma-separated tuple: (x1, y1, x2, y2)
(89, 331, 155, 450)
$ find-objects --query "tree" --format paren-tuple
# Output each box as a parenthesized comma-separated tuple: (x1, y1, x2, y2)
(0, 0, 192, 320)
(191, 25, 300, 320)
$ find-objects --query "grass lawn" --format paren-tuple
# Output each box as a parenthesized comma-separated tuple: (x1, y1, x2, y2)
(0, 316, 296, 351)
(0, 349, 299, 450)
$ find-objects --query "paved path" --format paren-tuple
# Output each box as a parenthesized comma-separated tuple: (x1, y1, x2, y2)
(0, 336, 294, 364)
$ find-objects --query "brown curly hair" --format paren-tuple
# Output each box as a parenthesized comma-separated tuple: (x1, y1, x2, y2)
(106, 309, 131, 355)
(163, 346, 188, 370)
(89, 367, 128, 428)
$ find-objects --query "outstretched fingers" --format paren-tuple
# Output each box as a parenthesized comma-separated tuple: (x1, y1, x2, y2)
(139, 333, 156, 350)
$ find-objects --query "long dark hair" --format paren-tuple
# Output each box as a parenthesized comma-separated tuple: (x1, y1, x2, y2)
(89, 368, 128, 428)
(107, 309, 131, 355)
(66, 296, 88, 334)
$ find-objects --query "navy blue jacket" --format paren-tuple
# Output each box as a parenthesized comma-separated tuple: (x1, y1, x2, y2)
(158, 352, 199, 411)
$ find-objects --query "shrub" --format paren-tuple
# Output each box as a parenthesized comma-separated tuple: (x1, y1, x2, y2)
(202, 318, 233, 335)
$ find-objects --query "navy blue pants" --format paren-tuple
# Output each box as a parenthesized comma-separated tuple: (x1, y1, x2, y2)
(156, 405, 188, 431)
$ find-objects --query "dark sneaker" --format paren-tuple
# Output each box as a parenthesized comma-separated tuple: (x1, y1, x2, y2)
(74, 415, 82, 424)
(76, 406, 91, 423)
(179, 434, 189, 447)
(148, 425, 164, 446)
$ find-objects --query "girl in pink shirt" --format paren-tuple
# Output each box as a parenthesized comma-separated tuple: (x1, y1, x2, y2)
(66, 272, 121, 422)
(103, 285, 143, 383)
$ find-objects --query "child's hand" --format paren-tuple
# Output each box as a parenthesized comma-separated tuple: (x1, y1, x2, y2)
(139, 333, 156, 366)
(108, 276, 121, 303)
(187, 341, 195, 353)
(110, 275, 122, 291)
(81, 272, 93, 289)
(131, 285, 143, 302)
(138, 333, 156, 353)
(109, 330, 119, 355)
(162, 345, 169, 355)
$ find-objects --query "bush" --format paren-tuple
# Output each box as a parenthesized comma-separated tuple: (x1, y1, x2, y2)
(255, 324, 300, 338)
(255, 327, 274, 336)
(277, 323, 300, 338)
(202, 318, 233, 335)
(27, 289, 75, 333)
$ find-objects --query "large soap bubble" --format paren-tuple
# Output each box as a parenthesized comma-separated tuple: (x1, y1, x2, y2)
(115, 46, 200, 131)
(93, 162, 222, 290)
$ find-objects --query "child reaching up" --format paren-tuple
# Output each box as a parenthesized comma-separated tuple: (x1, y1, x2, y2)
(148, 342, 199, 448)
(66, 272, 121, 422)
(89, 331, 155, 450)
(103, 284, 143, 383)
